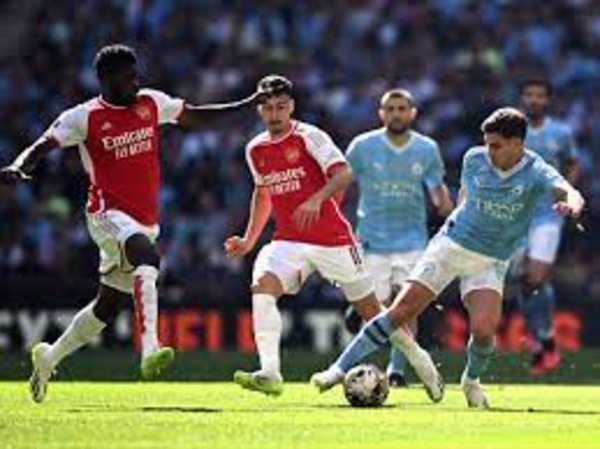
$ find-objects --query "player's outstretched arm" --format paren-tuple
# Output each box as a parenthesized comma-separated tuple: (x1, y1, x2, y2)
(178, 82, 287, 129)
(0, 137, 57, 185)
(224, 185, 272, 259)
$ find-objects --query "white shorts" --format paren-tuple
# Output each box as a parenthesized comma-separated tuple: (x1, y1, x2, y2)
(408, 235, 509, 298)
(527, 220, 562, 264)
(87, 209, 159, 294)
(364, 251, 423, 302)
(252, 240, 374, 301)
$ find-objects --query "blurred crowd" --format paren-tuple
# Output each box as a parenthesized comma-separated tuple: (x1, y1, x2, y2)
(0, 0, 599, 304)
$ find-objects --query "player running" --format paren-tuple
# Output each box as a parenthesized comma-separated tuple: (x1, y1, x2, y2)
(344, 89, 452, 387)
(0, 44, 269, 403)
(516, 78, 580, 375)
(311, 107, 584, 408)
(224, 75, 443, 401)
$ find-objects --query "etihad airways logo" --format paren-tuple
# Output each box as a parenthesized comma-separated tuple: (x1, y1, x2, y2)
(101, 127, 154, 160)
(263, 167, 306, 195)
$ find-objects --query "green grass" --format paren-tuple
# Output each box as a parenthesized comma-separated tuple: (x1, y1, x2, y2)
(1, 382, 600, 449)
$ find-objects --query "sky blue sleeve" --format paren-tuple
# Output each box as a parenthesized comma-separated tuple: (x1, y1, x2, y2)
(536, 158, 567, 196)
(459, 149, 474, 188)
(346, 138, 364, 175)
(424, 142, 445, 189)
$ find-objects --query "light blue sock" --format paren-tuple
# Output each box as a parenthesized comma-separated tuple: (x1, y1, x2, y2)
(464, 336, 495, 380)
(387, 347, 407, 375)
(519, 284, 556, 344)
(335, 312, 395, 372)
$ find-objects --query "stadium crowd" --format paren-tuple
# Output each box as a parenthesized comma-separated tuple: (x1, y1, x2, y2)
(0, 0, 599, 305)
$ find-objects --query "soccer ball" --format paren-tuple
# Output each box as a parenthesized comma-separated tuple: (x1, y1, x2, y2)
(343, 364, 389, 408)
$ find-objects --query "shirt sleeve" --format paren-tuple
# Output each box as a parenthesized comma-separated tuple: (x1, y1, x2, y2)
(345, 137, 364, 176)
(459, 148, 474, 188)
(43, 106, 87, 147)
(245, 144, 265, 186)
(141, 88, 185, 125)
(424, 141, 446, 190)
(536, 158, 567, 194)
(302, 125, 347, 173)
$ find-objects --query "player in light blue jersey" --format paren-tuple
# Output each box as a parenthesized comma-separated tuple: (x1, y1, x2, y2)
(517, 78, 580, 375)
(345, 89, 453, 387)
(311, 108, 584, 408)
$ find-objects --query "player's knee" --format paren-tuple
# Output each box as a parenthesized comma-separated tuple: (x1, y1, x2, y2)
(124, 233, 160, 269)
(470, 320, 497, 343)
(93, 285, 130, 323)
(251, 274, 283, 296)
(521, 275, 544, 297)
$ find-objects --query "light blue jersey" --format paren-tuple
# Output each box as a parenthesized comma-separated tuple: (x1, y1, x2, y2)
(525, 117, 576, 225)
(444, 146, 565, 260)
(346, 129, 445, 254)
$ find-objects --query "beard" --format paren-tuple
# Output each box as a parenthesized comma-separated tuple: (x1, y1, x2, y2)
(386, 123, 409, 136)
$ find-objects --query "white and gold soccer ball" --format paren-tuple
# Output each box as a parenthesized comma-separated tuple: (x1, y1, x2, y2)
(343, 364, 389, 408)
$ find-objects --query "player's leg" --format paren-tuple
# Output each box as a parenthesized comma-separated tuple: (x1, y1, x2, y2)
(86, 210, 172, 379)
(29, 284, 127, 403)
(459, 260, 508, 409)
(387, 252, 421, 387)
(234, 242, 306, 396)
(311, 243, 448, 402)
(343, 253, 390, 334)
(312, 281, 443, 402)
(460, 289, 502, 409)
(519, 222, 561, 375)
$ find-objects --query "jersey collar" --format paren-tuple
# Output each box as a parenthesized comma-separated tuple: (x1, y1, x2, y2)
(98, 96, 129, 110)
(486, 152, 529, 179)
(382, 129, 414, 153)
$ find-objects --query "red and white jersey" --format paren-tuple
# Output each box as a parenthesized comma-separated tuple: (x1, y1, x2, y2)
(246, 121, 355, 246)
(44, 88, 184, 226)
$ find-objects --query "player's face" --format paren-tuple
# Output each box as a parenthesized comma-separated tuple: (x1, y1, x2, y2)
(521, 85, 549, 119)
(258, 95, 295, 137)
(102, 63, 140, 106)
(379, 96, 416, 135)
(484, 132, 524, 170)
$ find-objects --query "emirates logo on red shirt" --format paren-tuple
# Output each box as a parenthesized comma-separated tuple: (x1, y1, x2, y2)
(134, 104, 152, 121)
(284, 146, 301, 163)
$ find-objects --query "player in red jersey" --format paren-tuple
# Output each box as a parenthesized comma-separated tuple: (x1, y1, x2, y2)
(0, 44, 272, 403)
(225, 76, 441, 397)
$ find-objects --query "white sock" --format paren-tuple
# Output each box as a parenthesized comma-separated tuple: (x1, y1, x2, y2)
(46, 301, 106, 368)
(389, 325, 427, 367)
(133, 265, 160, 358)
(252, 293, 282, 378)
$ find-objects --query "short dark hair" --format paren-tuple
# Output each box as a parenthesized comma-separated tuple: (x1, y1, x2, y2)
(481, 107, 528, 140)
(519, 77, 553, 97)
(256, 74, 293, 100)
(380, 88, 416, 107)
(94, 44, 138, 79)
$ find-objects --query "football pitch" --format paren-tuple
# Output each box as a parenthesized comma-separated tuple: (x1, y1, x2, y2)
(1, 382, 600, 449)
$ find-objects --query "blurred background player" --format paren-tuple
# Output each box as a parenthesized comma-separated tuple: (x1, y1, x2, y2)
(0, 44, 266, 402)
(312, 108, 585, 408)
(224, 75, 441, 398)
(344, 89, 453, 387)
(517, 78, 580, 375)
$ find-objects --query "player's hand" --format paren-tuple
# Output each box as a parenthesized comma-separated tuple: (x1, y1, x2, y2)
(553, 201, 583, 219)
(224, 236, 251, 259)
(293, 196, 323, 231)
(0, 165, 32, 185)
